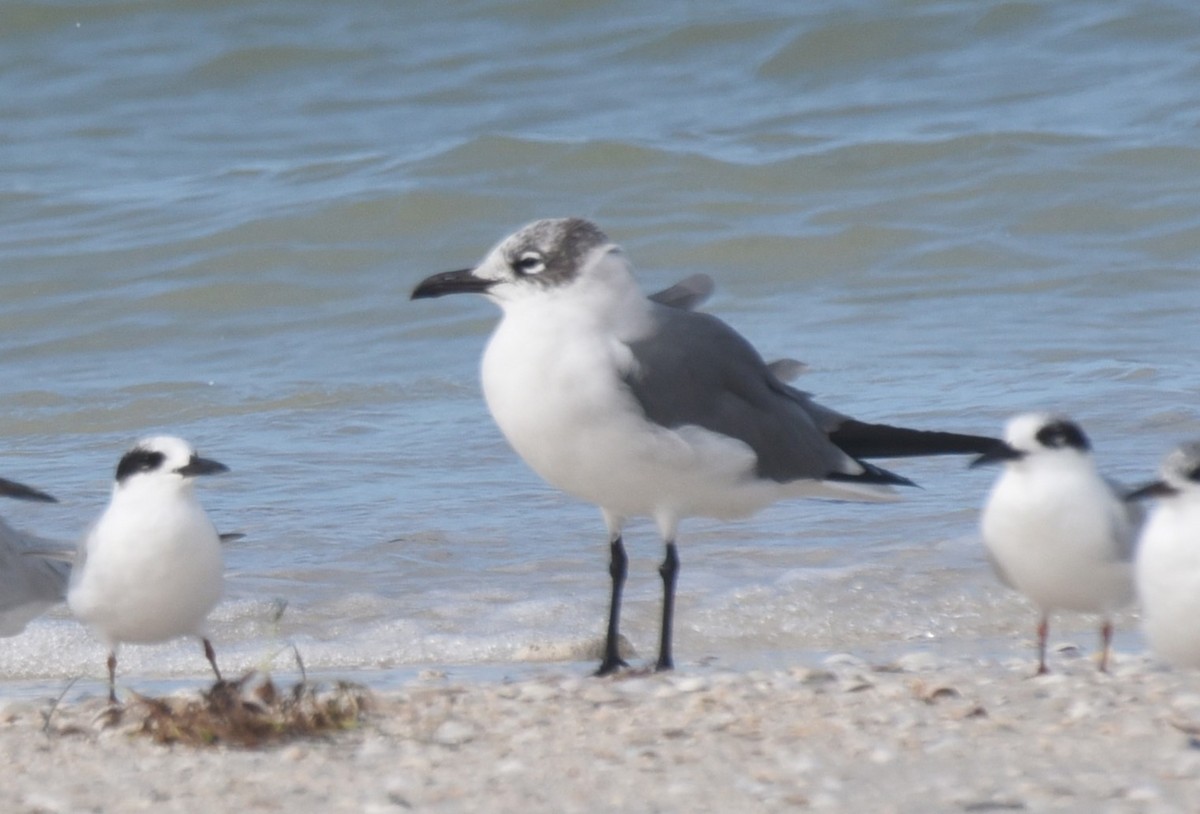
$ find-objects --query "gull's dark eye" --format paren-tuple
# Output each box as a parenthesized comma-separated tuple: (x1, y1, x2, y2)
(513, 251, 546, 276)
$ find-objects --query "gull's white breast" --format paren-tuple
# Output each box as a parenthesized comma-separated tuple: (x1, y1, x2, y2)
(480, 280, 782, 522)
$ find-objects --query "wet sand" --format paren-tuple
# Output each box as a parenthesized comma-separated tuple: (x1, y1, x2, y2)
(3, 649, 1199, 814)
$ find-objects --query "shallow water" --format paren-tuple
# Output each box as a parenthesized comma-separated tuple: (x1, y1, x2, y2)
(1, 0, 1198, 692)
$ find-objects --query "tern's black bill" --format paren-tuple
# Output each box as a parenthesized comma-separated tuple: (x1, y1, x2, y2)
(411, 268, 494, 300)
(177, 456, 230, 478)
(0, 476, 56, 503)
(968, 442, 1025, 469)
(1126, 480, 1178, 501)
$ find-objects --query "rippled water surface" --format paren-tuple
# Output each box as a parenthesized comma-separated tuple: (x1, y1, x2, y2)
(1, 0, 1198, 692)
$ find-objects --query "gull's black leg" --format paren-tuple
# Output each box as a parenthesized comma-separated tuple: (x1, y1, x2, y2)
(655, 541, 679, 672)
(202, 637, 222, 681)
(1035, 614, 1050, 676)
(596, 535, 628, 676)
(106, 651, 118, 705)
(1098, 619, 1113, 673)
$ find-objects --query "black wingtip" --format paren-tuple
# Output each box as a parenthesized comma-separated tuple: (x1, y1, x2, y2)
(828, 460, 919, 489)
(0, 476, 57, 504)
(829, 419, 1002, 460)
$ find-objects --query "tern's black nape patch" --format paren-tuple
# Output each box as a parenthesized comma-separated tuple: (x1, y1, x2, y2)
(504, 218, 610, 287)
(116, 448, 166, 483)
(1035, 419, 1090, 453)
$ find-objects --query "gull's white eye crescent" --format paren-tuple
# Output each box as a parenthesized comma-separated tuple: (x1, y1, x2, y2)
(513, 251, 546, 276)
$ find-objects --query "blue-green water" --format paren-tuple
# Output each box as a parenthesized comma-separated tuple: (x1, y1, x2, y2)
(1, 0, 1197, 691)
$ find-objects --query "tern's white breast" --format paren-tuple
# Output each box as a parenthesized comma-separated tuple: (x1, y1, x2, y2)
(68, 483, 223, 645)
(981, 462, 1134, 614)
(1136, 498, 1200, 667)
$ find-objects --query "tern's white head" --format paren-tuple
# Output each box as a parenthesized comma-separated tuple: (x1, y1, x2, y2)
(970, 412, 1092, 470)
(113, 435, 229, 494)
(0, 475, 56, 504)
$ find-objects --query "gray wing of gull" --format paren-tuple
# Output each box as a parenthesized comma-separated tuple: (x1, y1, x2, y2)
(766, 358, 808, 382)
(0, 517, 71, 636)
(650, 279, 810, 385)
(621, 302, 896, 485)
(647, 274, 714, 311)
(650, 279, 810, 387)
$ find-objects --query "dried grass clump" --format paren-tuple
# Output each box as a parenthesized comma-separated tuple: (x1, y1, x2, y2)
(132, 672, 371, 748)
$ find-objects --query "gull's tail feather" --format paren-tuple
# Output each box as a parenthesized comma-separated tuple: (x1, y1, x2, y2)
(647, 274, 714, 311)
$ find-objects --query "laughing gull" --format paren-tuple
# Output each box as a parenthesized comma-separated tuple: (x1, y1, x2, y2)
(972, 413, 1138, 674)
(1130, 441, 1200, 668)
(412, 217, 999, 675)
(0, 475, 67, 636)
(68, 436, 229, 703)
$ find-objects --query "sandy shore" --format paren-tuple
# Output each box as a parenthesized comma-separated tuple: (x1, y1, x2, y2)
(3, 649, 1199, 814)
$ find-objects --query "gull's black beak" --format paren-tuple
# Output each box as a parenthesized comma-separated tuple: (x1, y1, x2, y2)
(1126, 480, 1178, 501)
(0, 476, 56, 503)
(969, 442, 1025, 469)
(411, 268, 494, 300)
(178, 456, 230, 478)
